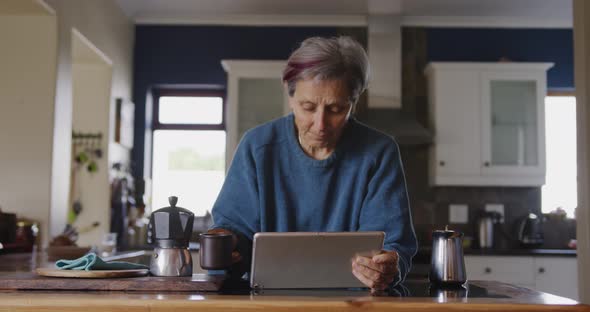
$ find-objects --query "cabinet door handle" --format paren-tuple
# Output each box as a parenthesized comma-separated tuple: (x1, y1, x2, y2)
(484, 267, 492, 274)
(439, 161, 445, 167)
(538, 267, 545, 274)
(484, 162, 490, 167)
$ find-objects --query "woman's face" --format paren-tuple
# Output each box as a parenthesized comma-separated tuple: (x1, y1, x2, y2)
(288, 78, 352, 149)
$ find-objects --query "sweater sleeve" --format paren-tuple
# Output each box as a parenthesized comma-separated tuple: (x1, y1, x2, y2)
(358, 140, 418, 286)
(210, 131, 260, 270)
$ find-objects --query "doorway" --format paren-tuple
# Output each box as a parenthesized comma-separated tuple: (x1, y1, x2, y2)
(70, 28, 113, 246)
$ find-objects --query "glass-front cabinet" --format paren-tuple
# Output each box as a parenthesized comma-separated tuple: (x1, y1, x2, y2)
(482, 72, 546, 176)
(426, 62, 553, 186)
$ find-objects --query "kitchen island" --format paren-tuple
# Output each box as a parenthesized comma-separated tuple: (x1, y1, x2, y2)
(0, 252, 588, 312)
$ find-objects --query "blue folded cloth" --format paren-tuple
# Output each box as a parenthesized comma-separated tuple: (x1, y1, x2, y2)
(55, 252, 149, 271)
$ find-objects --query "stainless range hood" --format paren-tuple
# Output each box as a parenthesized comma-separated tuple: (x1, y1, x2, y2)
(363, 108, 433, 146)
(361, 14, 433, 146)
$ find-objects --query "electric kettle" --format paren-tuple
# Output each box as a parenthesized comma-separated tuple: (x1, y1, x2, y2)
(429, 226, 467, 286)
(518, 212, 544, 247)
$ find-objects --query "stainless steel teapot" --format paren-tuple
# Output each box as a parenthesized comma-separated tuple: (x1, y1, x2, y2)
(429, 226, 467, 286)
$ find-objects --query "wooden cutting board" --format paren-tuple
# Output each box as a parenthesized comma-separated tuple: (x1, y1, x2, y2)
(0, 271, 225, 292)
(36, 268, 149, 278)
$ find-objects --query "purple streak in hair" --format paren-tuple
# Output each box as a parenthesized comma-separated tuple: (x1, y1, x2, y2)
(282, 60, 321, 82)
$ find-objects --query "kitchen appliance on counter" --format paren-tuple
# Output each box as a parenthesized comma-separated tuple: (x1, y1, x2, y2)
(429, 226, 467, 287)
(148, 196, 194, 276)
(0, 210, 16, 246)
(15, 219, 39, 252)
(0, 210, 40, 254)
(518, 213, 544, 247)
(477, 211, 502, 249)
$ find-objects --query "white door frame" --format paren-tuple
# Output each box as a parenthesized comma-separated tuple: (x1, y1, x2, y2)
(574, 0, 590, 304)
(221, 60, 287, 168)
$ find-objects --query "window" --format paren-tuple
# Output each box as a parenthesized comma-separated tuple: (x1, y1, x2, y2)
(542, 96, 577, 218)
(151, 90, 225, 216)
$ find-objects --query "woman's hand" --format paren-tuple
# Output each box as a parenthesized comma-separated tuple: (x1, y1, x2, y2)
(351, 250, 399, 293)
(206, 228, 242, 264)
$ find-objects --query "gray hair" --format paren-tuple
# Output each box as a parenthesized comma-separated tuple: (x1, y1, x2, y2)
(282, 36, 370, 106)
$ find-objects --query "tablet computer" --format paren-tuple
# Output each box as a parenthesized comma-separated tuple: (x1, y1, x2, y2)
(250, 231, 385, 289)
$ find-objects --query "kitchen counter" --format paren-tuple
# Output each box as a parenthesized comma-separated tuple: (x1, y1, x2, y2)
(464, 249, 576, 257)
(0, 252, 588, 312)
(409, 247, 577, 280)
(417, 247, 577, 258)
(464, 248, 576, 257)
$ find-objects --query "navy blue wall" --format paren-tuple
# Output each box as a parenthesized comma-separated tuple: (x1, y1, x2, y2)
(426, 28, 573, 90)
(132, 26, 574, 178)
(132, 26, 344, 177)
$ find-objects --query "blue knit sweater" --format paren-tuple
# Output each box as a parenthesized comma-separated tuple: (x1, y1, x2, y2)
(211, 114, 417, 285)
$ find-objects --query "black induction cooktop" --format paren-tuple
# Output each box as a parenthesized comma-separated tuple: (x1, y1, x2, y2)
(220, 279, 510, 298)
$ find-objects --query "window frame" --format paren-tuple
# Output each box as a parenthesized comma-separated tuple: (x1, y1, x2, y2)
(148, 88, 227, 216)
(152, 88, 226, 131)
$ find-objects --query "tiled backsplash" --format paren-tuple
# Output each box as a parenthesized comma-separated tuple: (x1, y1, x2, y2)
(399, 143, 556, 249)
(398, 28, 575, 249)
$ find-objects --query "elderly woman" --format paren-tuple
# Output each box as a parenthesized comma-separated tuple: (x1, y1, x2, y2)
(209, 36, 417, 291)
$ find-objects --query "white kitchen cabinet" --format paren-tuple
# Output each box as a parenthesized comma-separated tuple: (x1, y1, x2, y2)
(425, 62, 553, 186)
(533, 257, 578, 300)
(464, 255, 578, 300)
(465, 255, 535, 288)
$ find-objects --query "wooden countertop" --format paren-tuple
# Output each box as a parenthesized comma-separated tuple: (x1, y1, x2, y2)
(0, 283, 588, 312)
(1, 252, 589, 312)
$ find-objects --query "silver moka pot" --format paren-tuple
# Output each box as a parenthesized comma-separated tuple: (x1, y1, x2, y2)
(429, 226, 467, 286)
(148, 196, 194, 276)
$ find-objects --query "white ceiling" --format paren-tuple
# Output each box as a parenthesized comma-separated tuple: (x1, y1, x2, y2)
(117, 0, 367, 16)
(115, 0, 573, 28)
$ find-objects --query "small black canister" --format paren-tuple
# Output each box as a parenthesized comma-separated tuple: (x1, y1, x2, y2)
(199, 233, 233, 270)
